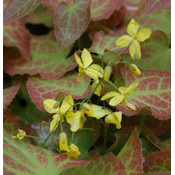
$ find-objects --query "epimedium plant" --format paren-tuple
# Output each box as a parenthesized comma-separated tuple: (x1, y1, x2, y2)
(3, 0, 171, 175)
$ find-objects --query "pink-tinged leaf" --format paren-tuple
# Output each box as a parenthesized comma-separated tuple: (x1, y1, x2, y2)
(144, 0, 171, 15)
(143, 151, 171, 172)
(54, 0, 91, 49)
(89, 30, 126, 55)
(4, 0, 42, 22)
(26, 74, 91, 110)
(3, 84, 20, 109)
(61, 152, 126, 175)
(3, 131, 88, 175)
(117, 128, 143, 175)
(4, 33, 76, 80)
(90, 0, 122, 21)
(3, 19, 30, 60)
(118, 67, 171, 120)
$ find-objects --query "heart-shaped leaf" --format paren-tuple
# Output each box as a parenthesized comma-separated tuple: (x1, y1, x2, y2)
(4, 33, 76, 80)
(54, 0, 91, 49)
(118, 67, 171, 120)
(26, 73, 91, 110)
(4, 0, 42, 22)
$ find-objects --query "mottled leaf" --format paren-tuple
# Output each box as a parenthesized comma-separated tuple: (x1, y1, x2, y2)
(54, 0, 91, 49)
(118, 67, 171, 120)
(61, 152, 126, 175)
(90, 0, 122, 21)
(3, 19, 31, 60)
(4, 33, 76, 80)
(3, 84, 20, 108)
(26, 73, 91, 110)
(43, 0, 60, 13)
(4, 0, 42, 22)
(90, 30, 126, 55)
(123, 30, 171, 71)
(144, 0, 171, 15)
(143, 151, 171, 172)
(3, 131, 88, 175)
(160, 139, 171, 151)
(143, 172, 171, 175)
(117, 128, 143, 174)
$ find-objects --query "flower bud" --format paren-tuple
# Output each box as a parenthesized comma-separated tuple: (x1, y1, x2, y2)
(129, 64, 141, 76)
(67, 143, 81, 159)
(59, 132, 69, 151)
(104, 65, 112, 81)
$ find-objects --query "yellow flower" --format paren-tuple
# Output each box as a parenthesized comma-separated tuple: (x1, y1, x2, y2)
(116, 18, 152, 60)
(12, 129, 26, 140)
(92, 80, 102, 96)
(74, 48, 104, 81)
(66, 110, 86, 132)
(66, 143, 81, 159)
(129, 64, 141, 76)
(43, 96, 74, 132)
(101, 82, 139, 110)
(105, 111, 122, 129)
(83, 103, 110, 119)
(104, 65, 112, 81)
(59, 132, 69, 151)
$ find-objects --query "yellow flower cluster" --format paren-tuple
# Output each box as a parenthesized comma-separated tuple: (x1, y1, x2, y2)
(12, 129, 26, 140)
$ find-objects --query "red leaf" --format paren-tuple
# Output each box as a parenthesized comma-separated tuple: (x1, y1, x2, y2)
(144, 0, 171, 15)
(4, 34, 76, 80)
(54, 0, 91, 49)
(143, 151, 171, 172)
(3, 84, 20, 109)
(90, 0, 122, 21)
(144, 172, 170, 175)
(3, 19, 30, 60)
(4, 0, 42, 22)
(118, 67, 171, 120)
(26, 74, 91, 110)
(117, 128, 143, 174)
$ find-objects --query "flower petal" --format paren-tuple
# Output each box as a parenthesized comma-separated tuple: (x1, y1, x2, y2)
(87, 64, 104, 78)
(66, 143, 81, 159)
(129, 39, 141, 60)
(50, 114, 60, 132)
(81, 48, 93, 68)
(74, 53, 83, 68)
(136, 28, 152, 42)
(104, 65, 112, 81)
(101, 91, 119, 101)
(127, 18, 139, 37)
(60, 95, 74, 115)
(109, 94, 124, 106)
(85, 69, 99, 80)
(43, 99, 59, 114)
(116, 35, 133, 48)
(92, 81, 102, 96)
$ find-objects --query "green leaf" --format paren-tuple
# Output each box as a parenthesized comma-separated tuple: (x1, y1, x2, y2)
(3, 131, 88, 175)
(54, 0, 91, 49)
